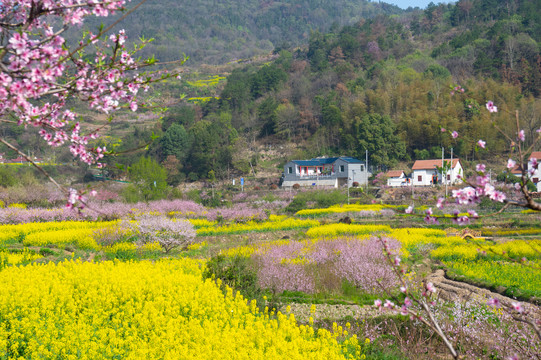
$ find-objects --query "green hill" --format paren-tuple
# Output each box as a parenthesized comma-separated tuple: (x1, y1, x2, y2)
(68, 0, 402, 65)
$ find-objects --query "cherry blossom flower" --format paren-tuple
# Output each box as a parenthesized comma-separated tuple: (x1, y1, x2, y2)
(453, 187, 479, 205)
(507, 159, 516, 169)
(528, 157, 538, 173)
(518, 130, 525, 142)
(384, 300, 395, 309)
(477, 139, 486, 148)
(452, 215, 470, 225)
(451, 131, 459, 139)
(404, 297, 412, 307)
(511, 302, 524, 313)
(476, 175, 490, 186)
(486, 101, 497, 113)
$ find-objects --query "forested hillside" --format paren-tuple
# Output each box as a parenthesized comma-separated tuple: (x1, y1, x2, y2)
(144, 0, 540, 182)
(68, 0, 402, 65)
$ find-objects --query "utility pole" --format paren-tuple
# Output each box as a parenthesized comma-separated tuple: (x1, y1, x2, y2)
(448, 147, 453, 197)
(365, 149, 369, 189)
(347, 178, 350, 205)
(441, 147, 444, 188)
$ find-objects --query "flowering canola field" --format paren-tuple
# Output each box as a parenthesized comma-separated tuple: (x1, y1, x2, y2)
(0, 258, 361, 359)
(295, 204, 392, 217)
(196, 215, 319, 236)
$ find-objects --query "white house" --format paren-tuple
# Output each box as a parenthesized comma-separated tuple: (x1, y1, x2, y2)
(282, 156, 370, 188)
(411, 159, 463, 187)
(529, 151, 541, 192)
(386, 170, 409, 187)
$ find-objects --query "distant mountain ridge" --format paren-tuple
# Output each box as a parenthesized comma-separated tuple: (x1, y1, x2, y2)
(68, 0, 403, 65)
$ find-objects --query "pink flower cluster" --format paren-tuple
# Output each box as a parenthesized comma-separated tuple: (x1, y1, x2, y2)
(485, 100, 497, 113)
(452, 184, 506, 205)
(0, 1, 180, 207)
(450, 85, 465, 96)
(449, 160, 506, 223)
(1, 1, 139, 165)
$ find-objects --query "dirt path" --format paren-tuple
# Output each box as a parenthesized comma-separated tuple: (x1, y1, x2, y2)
(428, 269, 541, 316)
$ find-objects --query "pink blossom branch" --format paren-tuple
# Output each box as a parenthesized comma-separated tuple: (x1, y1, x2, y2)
(61, 0, 149, 62)
(375, 236, 460, 359)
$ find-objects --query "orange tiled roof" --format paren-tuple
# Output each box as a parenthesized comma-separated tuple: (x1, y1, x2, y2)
(529, 151, 541, 160)
(386, 170, 405, 178)
(412, 159, 461, 170)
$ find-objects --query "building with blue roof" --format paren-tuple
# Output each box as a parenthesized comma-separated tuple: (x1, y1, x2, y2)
(281, 156, 370, 188)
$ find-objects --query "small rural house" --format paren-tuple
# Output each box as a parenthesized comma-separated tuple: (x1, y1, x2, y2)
(386, 170, 409, 187)
(411, 159, 463, 186)
(282, 156, 370, 188)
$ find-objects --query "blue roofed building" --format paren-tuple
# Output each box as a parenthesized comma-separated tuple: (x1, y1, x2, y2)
(281, 156, 370, 188)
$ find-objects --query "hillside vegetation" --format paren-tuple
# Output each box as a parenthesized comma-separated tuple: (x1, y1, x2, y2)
(68, 0, 402, 65)
(1, 0, 540, 189)
(139, 0, 540, 182)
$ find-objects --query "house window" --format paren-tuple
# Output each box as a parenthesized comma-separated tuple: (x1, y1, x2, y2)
(447, 174, 450, 181)
(534, 178, 539, 183)
(340, 165, 345, 172)
(288, 167, 293, 174)
(418, 175, 422, 182)
(360, 165, 364, 171)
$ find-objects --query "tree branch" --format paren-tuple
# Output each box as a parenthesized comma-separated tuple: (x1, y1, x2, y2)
(0, 137, 65, 193)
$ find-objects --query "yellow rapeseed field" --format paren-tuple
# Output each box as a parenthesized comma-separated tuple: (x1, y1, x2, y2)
(306, 224, 391, 238)
(296, 204, 389, 217)
(0, 259, 362, 359)
(197, 217, 319, 236)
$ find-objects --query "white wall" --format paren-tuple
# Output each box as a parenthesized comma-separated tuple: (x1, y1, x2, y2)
(387, 177, 409, 187)
(412, 169, 438, 186)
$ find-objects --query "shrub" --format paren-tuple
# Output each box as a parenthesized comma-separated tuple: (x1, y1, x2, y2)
(292, 183, 300, 190)
(269, 184, 278, 190)
(203, 254, 264, 308)
(285, 197, 307, 214)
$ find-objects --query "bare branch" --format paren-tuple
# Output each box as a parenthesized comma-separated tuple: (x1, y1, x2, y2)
(0, 137, 66, 193)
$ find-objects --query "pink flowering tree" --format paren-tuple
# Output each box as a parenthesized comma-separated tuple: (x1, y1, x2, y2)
(123, 215, 196, 253)
(0, 0, 182, 209)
